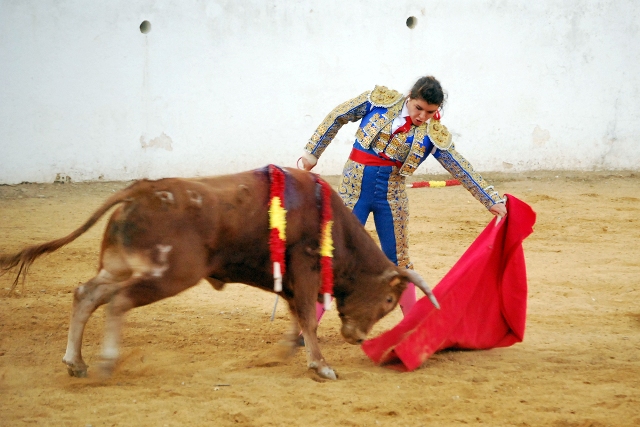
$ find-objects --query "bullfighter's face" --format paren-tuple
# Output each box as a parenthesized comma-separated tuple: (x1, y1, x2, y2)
(407, 97, 440, 127)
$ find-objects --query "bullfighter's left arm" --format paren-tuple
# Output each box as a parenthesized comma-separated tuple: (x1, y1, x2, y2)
(433, 144, 505, 210)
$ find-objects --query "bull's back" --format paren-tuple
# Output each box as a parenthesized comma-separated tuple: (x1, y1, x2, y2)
(106, 171, 272, 251)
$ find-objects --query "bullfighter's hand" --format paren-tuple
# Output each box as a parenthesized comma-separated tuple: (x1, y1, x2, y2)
(490, 202, 507, 218)
(299, 156, 315, 171)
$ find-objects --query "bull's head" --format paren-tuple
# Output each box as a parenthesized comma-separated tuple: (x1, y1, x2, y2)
(335, 268, 439, 345)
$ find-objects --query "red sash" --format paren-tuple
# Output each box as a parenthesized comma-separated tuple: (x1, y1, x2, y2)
(349, 149, 402, 168)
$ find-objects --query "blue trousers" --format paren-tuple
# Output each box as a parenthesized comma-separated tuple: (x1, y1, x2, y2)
(338, 160, 412, 269)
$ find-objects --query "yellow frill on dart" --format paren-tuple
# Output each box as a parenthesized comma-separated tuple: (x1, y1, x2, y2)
(320, 220, 334, 258)
(269, 196, 287, 240)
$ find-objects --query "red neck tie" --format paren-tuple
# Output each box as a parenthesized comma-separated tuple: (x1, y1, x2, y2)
(392, 116, 412, 136)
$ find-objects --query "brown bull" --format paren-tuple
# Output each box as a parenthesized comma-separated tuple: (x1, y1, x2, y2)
(0, 166, 437, 380)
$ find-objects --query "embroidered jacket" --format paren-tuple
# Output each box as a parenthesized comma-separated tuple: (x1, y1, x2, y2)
(304, 85, 504, 209)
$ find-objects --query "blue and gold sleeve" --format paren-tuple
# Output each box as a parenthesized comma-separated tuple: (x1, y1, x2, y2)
(304, 91, 371, 159)
(433, 144, 505, 210)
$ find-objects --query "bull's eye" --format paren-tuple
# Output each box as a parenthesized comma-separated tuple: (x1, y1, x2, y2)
(387, 295, 394, 304)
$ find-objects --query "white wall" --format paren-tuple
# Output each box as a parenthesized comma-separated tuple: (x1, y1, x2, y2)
(1, 0, 639, 184)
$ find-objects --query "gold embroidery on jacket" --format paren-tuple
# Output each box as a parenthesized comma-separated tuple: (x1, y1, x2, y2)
(383, 131, 410, 160)
(395, 132, 412, 160)
(427, 120, 453, 150)
(359, 100, 403, 149)
(396, 124, 428, 176)
(373, 124, 393, 153)
(369, 85, 404, 107)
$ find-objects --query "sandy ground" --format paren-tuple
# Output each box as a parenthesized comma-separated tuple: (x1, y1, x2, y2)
(0, 170, 639, 427)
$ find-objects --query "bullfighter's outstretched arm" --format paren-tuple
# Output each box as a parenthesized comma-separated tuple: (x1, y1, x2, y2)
(433, 144, 505, 210)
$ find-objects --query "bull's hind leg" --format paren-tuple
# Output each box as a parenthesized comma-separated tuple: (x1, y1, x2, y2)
(98, 273, 207, 377)
(93, 240, 209, 377)
(63, 270, 139, 377)
(97, 289, 135, 377)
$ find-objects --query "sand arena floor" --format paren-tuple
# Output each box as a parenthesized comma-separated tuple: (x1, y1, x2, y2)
(0, 171, 639, 426)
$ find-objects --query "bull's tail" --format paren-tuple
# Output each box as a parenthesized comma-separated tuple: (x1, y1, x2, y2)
(0, 183, 140, 295)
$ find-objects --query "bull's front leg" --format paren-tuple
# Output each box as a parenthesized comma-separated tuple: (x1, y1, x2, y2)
(287, 246, 337, 380)
(298, 307, 336, 380)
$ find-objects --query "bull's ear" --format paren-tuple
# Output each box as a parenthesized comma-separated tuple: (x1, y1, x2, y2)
(389, 276, 401, 288)
(382, 269, 403, 289)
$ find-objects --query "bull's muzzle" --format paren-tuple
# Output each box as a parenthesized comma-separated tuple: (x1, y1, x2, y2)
(340, 323, 367, 345)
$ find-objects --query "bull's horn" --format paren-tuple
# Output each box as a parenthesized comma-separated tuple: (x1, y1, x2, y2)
(404, 269, 440, 310)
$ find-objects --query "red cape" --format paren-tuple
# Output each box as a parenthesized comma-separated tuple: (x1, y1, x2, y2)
(361, 194, 536, 371)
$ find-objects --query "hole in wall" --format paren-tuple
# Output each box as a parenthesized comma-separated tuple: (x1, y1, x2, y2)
(406, 16, 417, 29)
(140, 20, 152, 34)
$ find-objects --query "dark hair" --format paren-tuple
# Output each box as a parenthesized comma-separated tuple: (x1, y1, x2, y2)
(409, 76, 446, 106)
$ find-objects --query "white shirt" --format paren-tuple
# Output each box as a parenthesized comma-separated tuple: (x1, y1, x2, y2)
(391, 100, 411, 134)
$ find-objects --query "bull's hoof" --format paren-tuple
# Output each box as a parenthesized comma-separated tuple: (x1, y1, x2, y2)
(317, 366, 337, 380)
(275, 340, 298, 359)
(97, 359, 117, 378)
(64, 362, 88, 378)
(309, 361, 337, 380)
